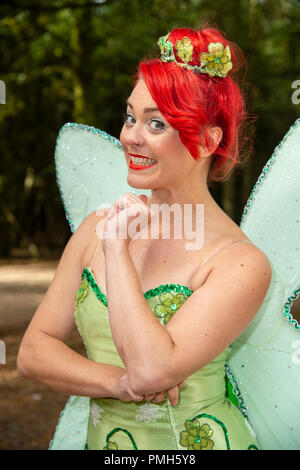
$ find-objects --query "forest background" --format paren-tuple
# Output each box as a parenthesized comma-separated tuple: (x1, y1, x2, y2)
(0, 0, 300, 257)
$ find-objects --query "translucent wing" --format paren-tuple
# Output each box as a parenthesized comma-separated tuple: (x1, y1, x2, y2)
(55, 122, 151, 233)
(227, 118, 300, 450)
(49, 396, 89, 450)
(50, 122, 150, 450)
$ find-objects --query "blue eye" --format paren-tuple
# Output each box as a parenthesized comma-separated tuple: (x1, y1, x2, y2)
(150, 119, 165, 132)
(122, 113, 135, 125)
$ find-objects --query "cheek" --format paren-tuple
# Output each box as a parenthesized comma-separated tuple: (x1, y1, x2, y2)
(155, 133, 185, 158)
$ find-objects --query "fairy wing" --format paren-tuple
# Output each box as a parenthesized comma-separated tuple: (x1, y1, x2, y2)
(50, 122, 150, 450)
(55, 122, 151, 233)
(227, 118, 300, 450)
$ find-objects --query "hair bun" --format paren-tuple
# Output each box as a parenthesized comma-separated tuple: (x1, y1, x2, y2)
(158, 30, 233, 78)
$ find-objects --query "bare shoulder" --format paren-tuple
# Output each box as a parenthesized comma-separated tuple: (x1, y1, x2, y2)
(211, 240, 272, 295)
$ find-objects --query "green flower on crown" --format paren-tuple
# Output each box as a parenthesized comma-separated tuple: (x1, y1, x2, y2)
(157, 33, 232, 77)
(75, 278, 89, 306)
(198, 42, 232, 78)
(157, 33, 175, 62)
(175, 37, 194, 64)
(154, 292, 187, 324)
(180, 419, 214, 450)
(103, 440, 118, 450)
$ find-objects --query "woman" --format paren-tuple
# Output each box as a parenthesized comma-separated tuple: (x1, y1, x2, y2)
(17, 25, 272, 450)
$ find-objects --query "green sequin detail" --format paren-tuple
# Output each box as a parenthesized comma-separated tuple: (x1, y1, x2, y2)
(175, 37, 194, 64)
(103, 440, 119, 450)
(80, 267, 193, 308)
(81, 268, 107, 306)
(198, 43, 232, 77)
(153, 291, 188, 324)
(179, 419, 214, 450)
(225, 363, 248, 418)
(158, 34, 232, 77)
(104, 427, 138, 450)
(180, 413, 230, 450)
(74, 278, 89, 306)
(248, 444, 259, 450)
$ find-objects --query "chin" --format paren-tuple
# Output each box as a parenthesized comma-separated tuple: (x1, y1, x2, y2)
(126, 177, 151, 190)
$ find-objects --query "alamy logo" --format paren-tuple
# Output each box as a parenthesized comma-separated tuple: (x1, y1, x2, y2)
(0, 340, 6, 364)
(95, 201, 205, 250)
(291, 80, 300, 105)
(0, 80, 6, 104)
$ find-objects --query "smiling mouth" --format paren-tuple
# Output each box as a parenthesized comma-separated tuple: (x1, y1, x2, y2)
(129, 154, 157, 169)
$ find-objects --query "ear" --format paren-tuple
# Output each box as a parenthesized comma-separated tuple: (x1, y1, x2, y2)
(198, 126, 223, 158)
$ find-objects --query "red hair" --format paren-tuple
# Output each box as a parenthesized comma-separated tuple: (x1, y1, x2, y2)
(134, 24, 256, 185)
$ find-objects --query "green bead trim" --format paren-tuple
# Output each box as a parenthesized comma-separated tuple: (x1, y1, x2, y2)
(144, 283, 193, 299)
(283, 287, 300, 329)
(54, 122, 122, 234)
(240, 117, 300, 330)
(191, 413, 230, 450)
(82, 267, 193, 307)
(225, 363, 248, 418)
(240, 118, 300, 225)
(82, 268, 107, 306)
(105, 427, 138, 450)
(248, 444, 259, 450)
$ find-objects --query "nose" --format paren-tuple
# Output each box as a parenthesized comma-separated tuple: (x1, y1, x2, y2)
(122, 123, 145, 148)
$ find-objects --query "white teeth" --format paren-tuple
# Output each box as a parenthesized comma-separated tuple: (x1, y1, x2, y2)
(130, 156, 157, 166)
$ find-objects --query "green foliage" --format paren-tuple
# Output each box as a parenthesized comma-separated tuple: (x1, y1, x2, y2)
(0, 0, 299, 256)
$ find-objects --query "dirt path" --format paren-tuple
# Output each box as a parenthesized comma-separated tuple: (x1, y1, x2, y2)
(0, 259, 85, 450)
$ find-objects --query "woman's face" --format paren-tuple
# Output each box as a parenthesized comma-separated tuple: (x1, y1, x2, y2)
(120, 79, 197, 191)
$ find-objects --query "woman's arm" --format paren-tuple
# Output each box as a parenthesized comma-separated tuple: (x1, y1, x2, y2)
(18, 329, 127, 398)
(17, 210, 140, 400)
(104, 242, 272, 395)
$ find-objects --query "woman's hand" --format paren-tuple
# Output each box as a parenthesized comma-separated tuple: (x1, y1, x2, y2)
(115, 372, 185, 406)
(144, 382, 185, 406)
(102, 193, 153, 254)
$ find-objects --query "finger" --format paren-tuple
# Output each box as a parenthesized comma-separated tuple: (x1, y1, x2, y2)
(138, 194, 148, 205)
(167, 386, 179, 406)
(178, 381, 185, 388)
(129, 391, 145, 402)
(144, 393, 156, 401)
(128, 193, 147, 208)
(151, 391, 166, 403)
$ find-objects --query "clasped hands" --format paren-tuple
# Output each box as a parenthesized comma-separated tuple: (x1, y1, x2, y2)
(101, 192, 153, 253)
(117, 372, 185, 407)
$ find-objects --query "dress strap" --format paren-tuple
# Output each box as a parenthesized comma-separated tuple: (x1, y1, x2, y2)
(199, 239, 252, 268)
(88, 237, 102, 270)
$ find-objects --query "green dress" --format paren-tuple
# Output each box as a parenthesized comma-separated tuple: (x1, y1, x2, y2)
(73, 267, 259, 451)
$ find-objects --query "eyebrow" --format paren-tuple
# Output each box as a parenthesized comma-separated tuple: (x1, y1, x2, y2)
(126, 100, 159, 114)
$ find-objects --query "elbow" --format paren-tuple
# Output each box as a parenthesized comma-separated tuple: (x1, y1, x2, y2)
(128, 365, 174, 396)
(16, 343, 33, 378)
(16, 352, 27, 378)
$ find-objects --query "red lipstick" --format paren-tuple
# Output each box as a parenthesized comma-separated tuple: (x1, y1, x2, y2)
(128, 153, 157, 171)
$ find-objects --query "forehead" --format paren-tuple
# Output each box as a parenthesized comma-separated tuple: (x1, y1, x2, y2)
(128, 79, 157, 108)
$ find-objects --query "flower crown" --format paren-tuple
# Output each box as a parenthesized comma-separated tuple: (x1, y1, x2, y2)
(157, 32, 233, 78)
